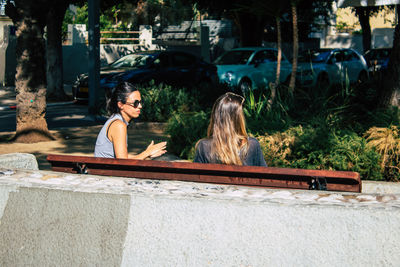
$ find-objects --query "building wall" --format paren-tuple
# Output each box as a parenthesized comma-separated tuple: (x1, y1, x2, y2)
(336, 6, 396, 32)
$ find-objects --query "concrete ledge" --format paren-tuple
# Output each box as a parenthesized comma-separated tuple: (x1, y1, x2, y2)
(362, 180, 400, 194)
(0, 153, 38, 170)
(0, 169, 399, 266)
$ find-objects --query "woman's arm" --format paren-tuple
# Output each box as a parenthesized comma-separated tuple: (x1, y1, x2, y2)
(108, 120, 167, 160)
(128, 140, 167, 160)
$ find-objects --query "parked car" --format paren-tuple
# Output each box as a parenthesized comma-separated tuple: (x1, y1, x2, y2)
(296, 48, 369, 89)
(214, 47, 292, 94)
(363, 47, 391, 75)
(73, 50, 218, 101)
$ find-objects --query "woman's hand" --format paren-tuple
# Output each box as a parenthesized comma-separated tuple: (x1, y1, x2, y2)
(145, 140, 167, 158)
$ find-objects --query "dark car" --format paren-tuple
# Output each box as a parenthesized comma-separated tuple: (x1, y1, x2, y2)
(73, 50, 218, 101)
(363, 48, 391, 75)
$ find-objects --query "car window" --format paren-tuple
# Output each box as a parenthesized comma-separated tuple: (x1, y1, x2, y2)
(376, 49, 391, 59)
(171, 53, 196, 67)
(153, 53, 170, 68)
(344, 50, 359, 61)
(110, 54, 154, 68)
(214, 50, 254, 65)
(329, 51, 344, 63)
(380, 49, 391, 58)
(298, 50, 331, 63)
(364, 49, 391, 61)
(251, 50, 277, 63)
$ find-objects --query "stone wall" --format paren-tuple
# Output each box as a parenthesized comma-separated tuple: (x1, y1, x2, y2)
(1, 168, 399, 266)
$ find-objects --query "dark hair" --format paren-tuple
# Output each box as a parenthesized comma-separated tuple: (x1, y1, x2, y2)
(106, 82, 138, 115)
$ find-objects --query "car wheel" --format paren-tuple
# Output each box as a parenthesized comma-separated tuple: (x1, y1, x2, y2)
(239, 79, 252, 96)
(357, 71, 368, 84)
(316, 73, 329, 89)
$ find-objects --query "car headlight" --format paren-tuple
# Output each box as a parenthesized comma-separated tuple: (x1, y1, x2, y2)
(224, 71, 235, 82)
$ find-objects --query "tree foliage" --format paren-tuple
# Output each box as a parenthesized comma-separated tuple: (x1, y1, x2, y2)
(64, 0, 196, 32)
(184, 0, 334, 45)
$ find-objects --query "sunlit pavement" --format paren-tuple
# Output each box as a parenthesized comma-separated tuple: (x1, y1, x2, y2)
(0, 85, 107, 132)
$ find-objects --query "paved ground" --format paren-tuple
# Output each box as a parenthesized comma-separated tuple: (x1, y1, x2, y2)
(0, 85, 179, 170)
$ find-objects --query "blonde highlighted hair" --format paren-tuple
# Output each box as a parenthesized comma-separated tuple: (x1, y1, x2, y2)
(207, 92, 248, 165)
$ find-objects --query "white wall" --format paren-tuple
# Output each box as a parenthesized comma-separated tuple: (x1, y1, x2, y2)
(1, 169, 399, 266)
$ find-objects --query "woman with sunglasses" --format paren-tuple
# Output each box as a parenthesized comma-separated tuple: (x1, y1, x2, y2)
(94, 82, 167, 159)
(194, 92, 267, 166)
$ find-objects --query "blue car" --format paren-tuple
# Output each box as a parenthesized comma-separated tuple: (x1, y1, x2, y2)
(214, 47, 292, 94)
(363, 48, 391, 76)
(73, 50, 218, 101)
(296, 48, 369, 89)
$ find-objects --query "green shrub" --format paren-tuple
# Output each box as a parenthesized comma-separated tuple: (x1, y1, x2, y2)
(243, 86, 293, 135)
(258, 126, 383, 180)
(139, 82, 200, 122)
(165, 111, 209, 159)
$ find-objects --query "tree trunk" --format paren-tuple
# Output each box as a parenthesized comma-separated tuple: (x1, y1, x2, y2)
(288, 3, 298, 93)
(378, 23, 400, 108)
(5, 0, 53, 143)
(275, 16, 282, 86)
(269, 16, 282, 106)
(46, 2, 69, 101)
(355, 7, 372, 53)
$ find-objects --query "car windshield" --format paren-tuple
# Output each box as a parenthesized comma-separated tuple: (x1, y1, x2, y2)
(364, 49, 391, 60)
(110, 54, 155, 68)
(298, 50, 331, 63)
(214, 50, 254, 65)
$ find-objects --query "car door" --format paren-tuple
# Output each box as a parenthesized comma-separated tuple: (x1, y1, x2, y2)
(326, 50, 345, 84)
(279, 52, 292, 83)
(248, 50, 276, 89)
(169, 52, 198, 87)
(147, 52, 172, 85)
(343, 49, 363, 83)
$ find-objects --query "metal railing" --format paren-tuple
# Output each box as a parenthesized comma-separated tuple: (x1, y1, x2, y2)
(100, 30, 141, 43)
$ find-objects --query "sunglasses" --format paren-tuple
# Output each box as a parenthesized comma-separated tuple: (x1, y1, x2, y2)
(226, 92, 245, 104)
(125, 100, 142, 108)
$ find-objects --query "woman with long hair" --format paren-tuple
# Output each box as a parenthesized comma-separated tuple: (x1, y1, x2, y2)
(94, 82, 167, 159)
(194, 92, 267, 166)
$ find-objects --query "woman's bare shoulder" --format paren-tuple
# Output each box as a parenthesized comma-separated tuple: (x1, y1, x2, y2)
(108, 119, 127, 134)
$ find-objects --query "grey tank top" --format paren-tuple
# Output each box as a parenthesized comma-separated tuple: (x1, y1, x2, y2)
(94, 113, 129, 158)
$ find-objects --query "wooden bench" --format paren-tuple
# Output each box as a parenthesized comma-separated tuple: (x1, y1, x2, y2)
(46, 154, 361, 193)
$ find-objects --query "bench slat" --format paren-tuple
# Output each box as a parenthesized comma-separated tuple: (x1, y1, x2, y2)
(47, 154, 361, 192)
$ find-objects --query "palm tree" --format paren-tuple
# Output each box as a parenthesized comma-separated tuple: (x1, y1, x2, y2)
(236, 0, 290, 103)
(5, 0, 53, 143)
(288, 0, 298, 93)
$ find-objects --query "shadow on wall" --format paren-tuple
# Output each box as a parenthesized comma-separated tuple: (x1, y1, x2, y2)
(0, 24, 16, 86)
(62, 43, 90, 84)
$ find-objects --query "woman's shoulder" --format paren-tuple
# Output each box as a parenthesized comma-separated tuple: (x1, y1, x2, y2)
(196, 138, 211, 148)
(248, 136, 261, 145)
(108, 116, 128, 136)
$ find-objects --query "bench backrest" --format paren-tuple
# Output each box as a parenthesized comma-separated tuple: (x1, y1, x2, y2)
(46, 154, 361, 193)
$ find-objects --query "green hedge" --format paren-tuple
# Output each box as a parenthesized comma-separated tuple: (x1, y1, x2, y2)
(258, 126, 383, 180)
(135, 81, 399, 181)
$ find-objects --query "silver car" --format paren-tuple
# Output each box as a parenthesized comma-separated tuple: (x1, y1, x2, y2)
(296, 48, 369, 88)
(214, 47, 292, 94)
